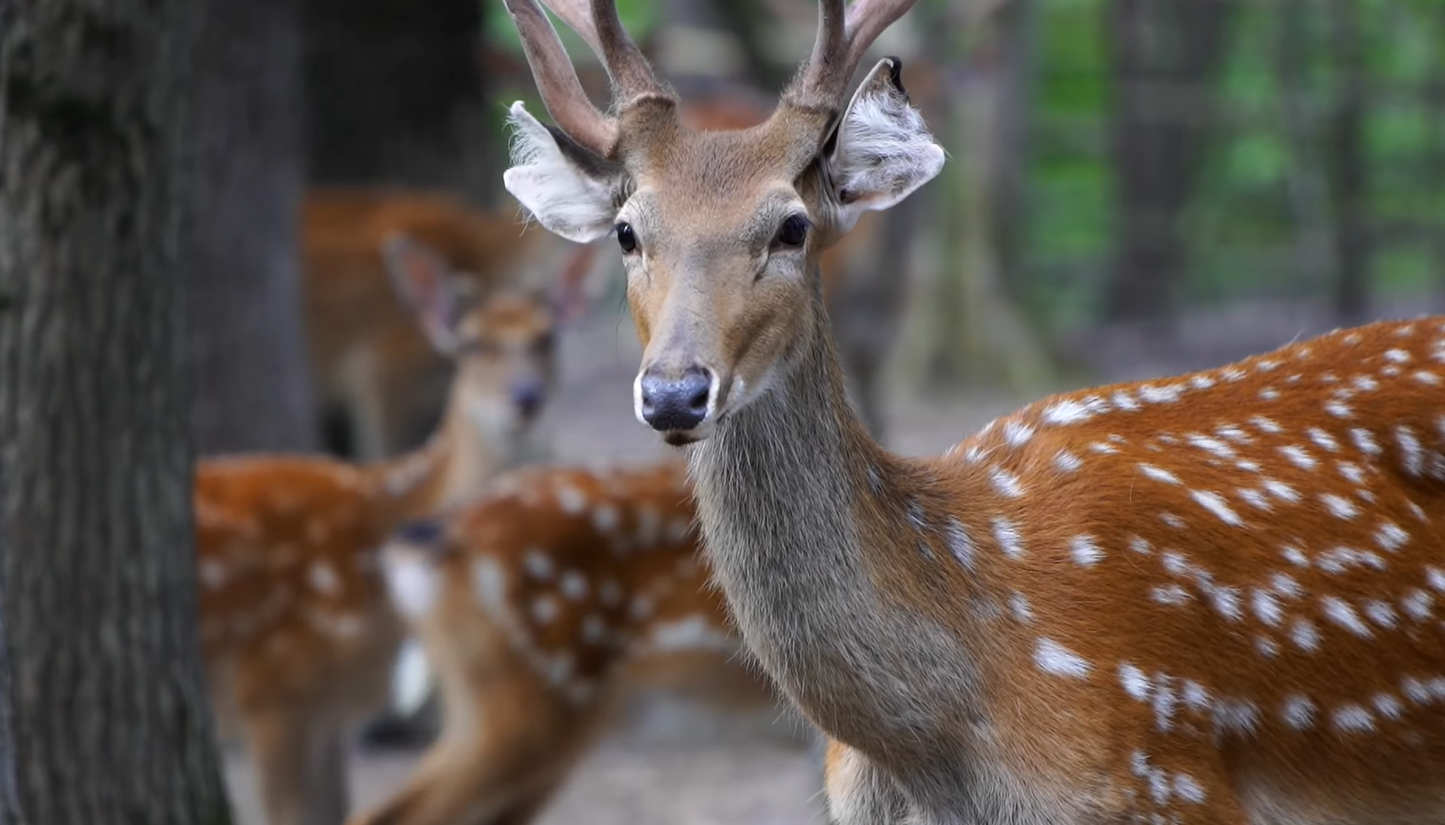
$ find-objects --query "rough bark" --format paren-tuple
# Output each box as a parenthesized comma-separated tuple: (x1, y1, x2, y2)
(302, 0, 492, 200)
(1102, 0, 1234, 331)
(1326, 0, 1370, 325)
(192, 0, 317, 455)
(0, 0, 232, 822)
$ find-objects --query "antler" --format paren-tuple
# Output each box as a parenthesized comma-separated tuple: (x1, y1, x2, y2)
(787, 0, 923, 110)
(501, 0, 671, 157)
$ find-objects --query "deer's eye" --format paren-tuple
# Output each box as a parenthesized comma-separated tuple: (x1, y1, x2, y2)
(775, 215, 809, 248)
(616, 222, 638, 254)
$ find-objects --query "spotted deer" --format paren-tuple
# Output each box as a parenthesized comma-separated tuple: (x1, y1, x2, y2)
(302, 188, 604, 460)
(198, 232, 591, 825)
(345, 460, 782, 825)
(493, 0, 1445, 822)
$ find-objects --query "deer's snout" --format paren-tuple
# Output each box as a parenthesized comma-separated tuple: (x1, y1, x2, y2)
(636, 365, 714, 433)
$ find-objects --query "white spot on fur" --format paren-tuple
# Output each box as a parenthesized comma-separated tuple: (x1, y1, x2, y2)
(1151, 584, 1191, 606)
(1322, 595, 1372, 637)
(1070, 535, 1103, 567)
(1191, 490, 1241, 525)
(1174, 773, 1207, 804)
(1351, 428, 1381, 456)
(1034, 638, 1091, 679)
(1396, 425, 1425, 475)
(990, 467, 1025, 498)
(992, 518, 1025, 559)
(1401, 589, 1434, 620)
(946, 519, 975, 569)
(1320, 493, 1358, 520)
(1052, 450, 1082, 473)
(559, 570, 588, 601)
(1263, 479, 1300, 503)
(1251, 415, 1283, 434)
(1373, 693, 1405, 720)
(1282, 694, 1316, 729)
(472, 558, 507, 612)
(309, 563, 341, 596)
(1362, 599, 1397, 628)
(1119, 663, 1150, 701)
(1009, 592, 1033, 623)
(531, 595, 560, 624)
(1279, 445, 1317, 471)
(1291, 617, 1321, 651)
(592, 504, 619, 533)
(1332, 704, 1374, 732)
(524, 550, 553, 580)
(1376, 522, 1409, 553)
(1251, 589, 1283, 626)
(1138, 464, 1181, 485)
(556, 484, 587, 515)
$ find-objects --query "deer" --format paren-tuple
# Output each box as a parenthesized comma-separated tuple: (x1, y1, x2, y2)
(301, 188, 604, 461)
(492, 0, 1445, 822)
(198, 229, 593, 825)
(344, 460, 786, 825)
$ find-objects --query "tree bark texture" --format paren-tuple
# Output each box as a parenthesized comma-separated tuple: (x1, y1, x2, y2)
(192, 0, 318, 456)
(0, 0, 233, 822)
(1102, 0, 1234, 330)
(302, 0, 493, 199)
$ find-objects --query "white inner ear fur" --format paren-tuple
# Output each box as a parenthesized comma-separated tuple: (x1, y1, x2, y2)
(826, 60, 946, 234)
(501, 101, 619, 244)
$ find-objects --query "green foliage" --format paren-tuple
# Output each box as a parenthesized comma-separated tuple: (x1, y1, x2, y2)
(1017, 0, 1445, 328)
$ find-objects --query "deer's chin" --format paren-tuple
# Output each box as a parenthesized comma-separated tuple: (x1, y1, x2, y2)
(659, 420, 715, 447)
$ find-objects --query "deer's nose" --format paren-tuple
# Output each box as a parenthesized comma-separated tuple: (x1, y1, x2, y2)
(510, 378, 547, 419)
(638, 366, 713, 431)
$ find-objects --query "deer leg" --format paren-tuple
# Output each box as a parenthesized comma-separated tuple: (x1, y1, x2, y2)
(347, 678, 589, 825)
(244, 704, 350, 825)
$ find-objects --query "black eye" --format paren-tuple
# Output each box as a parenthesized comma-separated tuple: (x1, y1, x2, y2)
(616, 222, 638, 254)
(776, 215, 809, 248)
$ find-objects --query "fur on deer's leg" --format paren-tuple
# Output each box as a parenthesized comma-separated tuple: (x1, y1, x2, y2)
(243, 704, 350, 825)
(824, 739, 910, 825)
(348, 675, 593, 825)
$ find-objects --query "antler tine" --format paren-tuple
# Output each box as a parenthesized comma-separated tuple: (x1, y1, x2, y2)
(587, 0, 670, 102)
(790, 0, 846, 106)
(788, 0, 921, 108)
(840, 0, 923, 79)
(503, 0, 619, 156)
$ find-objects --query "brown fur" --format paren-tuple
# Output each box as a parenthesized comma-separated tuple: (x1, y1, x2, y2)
(347, 461, 781, 825)
(199, 287, 562, 825)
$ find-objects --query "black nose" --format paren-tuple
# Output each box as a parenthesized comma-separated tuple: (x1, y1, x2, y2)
(511, 379, 546, 419)
(639, 367, 712, 431)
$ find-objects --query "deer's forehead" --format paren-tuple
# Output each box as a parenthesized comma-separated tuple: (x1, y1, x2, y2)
(635, 129, 809, 210)
(460, 297, 551, 342)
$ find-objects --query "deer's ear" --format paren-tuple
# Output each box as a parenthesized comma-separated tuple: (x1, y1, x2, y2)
(823, 58, 945, 234)
(381, 233, 462, 355)
(503, 102, 626, 244)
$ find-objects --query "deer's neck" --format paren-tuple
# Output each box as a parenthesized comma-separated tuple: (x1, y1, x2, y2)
(370, 393, 528, 524)
(686, 300, 981, 754)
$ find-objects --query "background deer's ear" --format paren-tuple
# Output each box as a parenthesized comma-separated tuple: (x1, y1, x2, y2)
(381, 232, 464, 355)
(823, 58, 946, 234)
(502, 102, 628, 244)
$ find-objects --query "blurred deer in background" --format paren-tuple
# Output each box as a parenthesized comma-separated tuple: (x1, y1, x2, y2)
(496, 0, 1445, 821)
(302, 188, 605, 460)
(198, 233, 594, 825)
(346, 460, 783, 825)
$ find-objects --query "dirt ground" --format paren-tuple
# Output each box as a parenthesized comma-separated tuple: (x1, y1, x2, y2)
(221, 309, 1043, 825)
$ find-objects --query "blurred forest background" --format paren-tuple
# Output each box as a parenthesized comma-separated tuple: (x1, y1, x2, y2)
(2, 0, 1444, 822)
(311, 0, 1445, 402)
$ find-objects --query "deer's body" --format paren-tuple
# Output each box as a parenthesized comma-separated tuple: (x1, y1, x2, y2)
(348, 460, 776, 825)
(698, 316, 1445, 824)
(202, 240, 575, 825)
(301, 188, 562, 459)
(491, 0, 1445, 821)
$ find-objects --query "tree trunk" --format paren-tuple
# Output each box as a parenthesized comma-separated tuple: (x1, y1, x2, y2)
(1102, 0, 1234, 332)
(0, 0, 232, 822)
(192, 0, 318, 455)
(1326, 0, 1370, 325)
(302, 0, 493, 200)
